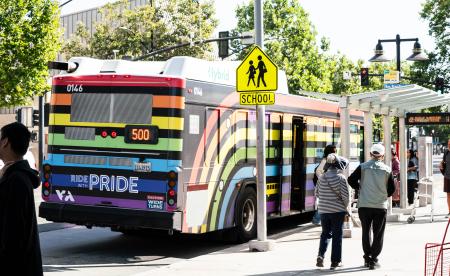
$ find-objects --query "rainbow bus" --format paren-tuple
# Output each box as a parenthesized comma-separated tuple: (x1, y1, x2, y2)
(39, 57, 363, 241)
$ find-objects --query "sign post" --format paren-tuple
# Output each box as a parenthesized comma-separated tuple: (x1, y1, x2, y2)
(238, 0, 276, 252)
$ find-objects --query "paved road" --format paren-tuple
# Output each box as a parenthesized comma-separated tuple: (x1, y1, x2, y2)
(41, 227, 232, 275)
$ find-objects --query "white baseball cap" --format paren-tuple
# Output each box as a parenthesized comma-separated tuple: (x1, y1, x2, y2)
(370, 143, 385, 156)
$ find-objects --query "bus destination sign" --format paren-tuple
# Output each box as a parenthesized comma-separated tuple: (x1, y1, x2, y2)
(406, 113, 450, 125)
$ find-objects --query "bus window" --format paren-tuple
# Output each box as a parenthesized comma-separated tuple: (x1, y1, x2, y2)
(71, 93, 152, 124)
(268, 114, 281, 160)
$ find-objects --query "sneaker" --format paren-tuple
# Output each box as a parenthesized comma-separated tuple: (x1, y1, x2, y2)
(330, 261, 342, 270)
(316, 256, 324, 268)
(364, 261, 369, 267)
(369, 262, 380, 270)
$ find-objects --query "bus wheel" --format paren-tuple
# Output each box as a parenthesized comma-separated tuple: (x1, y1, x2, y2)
(235, 187, 257, 242)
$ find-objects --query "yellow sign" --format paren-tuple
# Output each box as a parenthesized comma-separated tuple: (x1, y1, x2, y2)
(384, 70, 400, 84)
(239, 92, 275, 105)
(236, 45, 278, 92)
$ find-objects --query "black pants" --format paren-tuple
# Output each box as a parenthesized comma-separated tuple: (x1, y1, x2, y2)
(358, 208, 387, 263)
(407, 179, 418, 204)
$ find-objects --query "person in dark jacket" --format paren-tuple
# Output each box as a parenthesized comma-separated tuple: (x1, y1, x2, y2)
(0, 122, 43, 275)
(348, 143, 395, 270)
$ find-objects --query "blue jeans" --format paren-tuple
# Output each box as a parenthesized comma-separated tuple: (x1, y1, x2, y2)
(318, 212, 346, 263)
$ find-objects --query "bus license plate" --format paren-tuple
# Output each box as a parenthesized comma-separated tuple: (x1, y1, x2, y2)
(134, 162, 151, 172)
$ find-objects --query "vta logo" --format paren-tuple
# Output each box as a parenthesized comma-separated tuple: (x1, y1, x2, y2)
(56, 190, 75, 202)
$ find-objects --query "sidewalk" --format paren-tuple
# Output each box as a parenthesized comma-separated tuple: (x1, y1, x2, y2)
(135, 174, 449, 276)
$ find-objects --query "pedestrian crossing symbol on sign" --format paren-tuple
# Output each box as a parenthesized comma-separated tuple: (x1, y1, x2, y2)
(236, 45, 278, 92)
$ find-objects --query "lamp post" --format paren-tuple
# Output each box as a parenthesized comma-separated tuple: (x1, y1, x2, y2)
(369, 34, 428, 72)
(369, 34, 428, 210)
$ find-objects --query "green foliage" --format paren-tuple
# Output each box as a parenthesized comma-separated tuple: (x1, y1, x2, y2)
(62, 0, 218, 61)
(408, 0, 450, 143)
(231, 0, 384, 95)
(231, 0, 332, 93)
(0, 0, 61, 106)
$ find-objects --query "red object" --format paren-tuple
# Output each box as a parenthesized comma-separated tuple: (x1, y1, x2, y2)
(425, 219, 450, 275)
(168, 189, 176, 197)
(101, 131, 108, 138)
(111, 131, 117, 138)
(44, 182, 50, 188)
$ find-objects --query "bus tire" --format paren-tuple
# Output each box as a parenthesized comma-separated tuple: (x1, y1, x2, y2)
(235, 186, 257, 242)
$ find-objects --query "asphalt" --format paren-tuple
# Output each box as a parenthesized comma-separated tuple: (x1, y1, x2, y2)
(132, 174, 449, 276)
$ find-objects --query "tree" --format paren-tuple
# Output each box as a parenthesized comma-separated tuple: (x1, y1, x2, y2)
(410, 0, 449, 94)
(231, 0, 383, 95)
(62, 0, 218, 61)
(232, 0, 333, 93)
(0, 0, 61, 106)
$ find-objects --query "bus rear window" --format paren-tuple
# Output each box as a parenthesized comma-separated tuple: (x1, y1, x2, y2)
(71, 93, 153, 124)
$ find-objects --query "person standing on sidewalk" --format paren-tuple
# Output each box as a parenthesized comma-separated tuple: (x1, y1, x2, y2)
(439, 140, 450, 217)
(312, 144, 337, 225)
(348, 143, 395, 270)
(0, 122, 43, 275)
(315, 153, 349, 270)
(407, 149, 419, 205)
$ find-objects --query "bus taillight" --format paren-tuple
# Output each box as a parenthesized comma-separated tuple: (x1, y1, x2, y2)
(167, 171, 177, 207)
(42, 164, 52, 199)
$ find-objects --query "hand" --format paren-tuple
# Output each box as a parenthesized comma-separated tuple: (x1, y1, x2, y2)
(440, 161, 445, 170)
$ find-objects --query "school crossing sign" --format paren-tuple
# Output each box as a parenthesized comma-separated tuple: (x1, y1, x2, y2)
(236, 45, 278, 105)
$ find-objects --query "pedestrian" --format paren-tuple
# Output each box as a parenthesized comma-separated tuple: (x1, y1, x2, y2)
(0, 122, 43, 275)
(439, 140, 450, 218)
(348, 143, 395, 270)
(312, 145, 337, 225)
(407, 149, 419, 205)
(315, 153, 349, 270)
(391, 149, 401, 206)
(391, 149, 400, 176)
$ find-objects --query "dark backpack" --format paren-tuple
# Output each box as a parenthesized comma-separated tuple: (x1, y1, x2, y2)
(313, 165, 319, 186)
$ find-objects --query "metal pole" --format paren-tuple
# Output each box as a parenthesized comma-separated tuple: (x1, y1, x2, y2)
(255, 0, 267, 242)
(38, 96, 44, 175)
(396, 34, 401, 72)
(399, 116, 408, 208)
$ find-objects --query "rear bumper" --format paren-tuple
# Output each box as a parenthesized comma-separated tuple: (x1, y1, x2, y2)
(39, 202, 182, 231)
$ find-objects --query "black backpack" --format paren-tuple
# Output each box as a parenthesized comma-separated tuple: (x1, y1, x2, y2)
(313, 165, 319, 186)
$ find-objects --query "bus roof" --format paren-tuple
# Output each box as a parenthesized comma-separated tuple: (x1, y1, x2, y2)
(65, 56, 289, 94)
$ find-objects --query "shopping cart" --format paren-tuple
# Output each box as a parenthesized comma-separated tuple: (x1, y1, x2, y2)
(408, 177, 434, 224)
(425, 219, 450, 275)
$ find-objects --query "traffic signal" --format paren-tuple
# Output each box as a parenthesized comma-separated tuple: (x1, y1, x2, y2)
(218, 31, 229, 60)
(32, 109, 39, 127)
(360, 68, 369, 86)
(15, 109, 22, 124)
(435, 77, 445, 92)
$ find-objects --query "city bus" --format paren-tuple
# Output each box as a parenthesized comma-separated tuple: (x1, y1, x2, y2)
(39, 56, 363, 241)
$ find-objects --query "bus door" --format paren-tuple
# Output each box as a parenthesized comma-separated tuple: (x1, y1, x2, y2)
(290, 117, 306, 211)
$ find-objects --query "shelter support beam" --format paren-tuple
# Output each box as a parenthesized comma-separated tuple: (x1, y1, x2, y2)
(399, 116, 408, 209)
(364, 111, 373, 162)
(383, 115, 393, 215)
(340, 97, 352, 238)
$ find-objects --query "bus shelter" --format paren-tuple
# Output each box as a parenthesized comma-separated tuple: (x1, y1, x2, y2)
(300, 84, 450, 210)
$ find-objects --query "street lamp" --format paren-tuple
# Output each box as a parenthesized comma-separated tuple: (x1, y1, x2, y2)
(368, 34, 428, 71)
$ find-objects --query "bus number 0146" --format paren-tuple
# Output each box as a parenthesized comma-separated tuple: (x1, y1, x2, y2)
(66, 84, 83, 92)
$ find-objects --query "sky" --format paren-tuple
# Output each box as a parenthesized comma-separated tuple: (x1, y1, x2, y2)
(60, 0, 435, 64)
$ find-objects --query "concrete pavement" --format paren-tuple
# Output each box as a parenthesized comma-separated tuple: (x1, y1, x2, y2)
(134, 175, 449, 276)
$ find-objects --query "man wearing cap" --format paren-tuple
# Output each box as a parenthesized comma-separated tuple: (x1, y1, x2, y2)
(348, 143, 395, 270)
